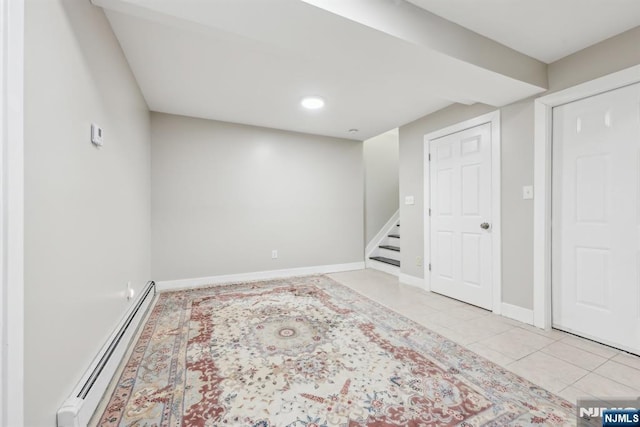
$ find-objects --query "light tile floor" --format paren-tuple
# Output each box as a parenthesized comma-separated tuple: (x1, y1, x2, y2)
(327, 268, 640, 404)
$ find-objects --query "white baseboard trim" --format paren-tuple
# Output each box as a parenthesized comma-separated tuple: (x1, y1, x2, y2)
(399, 273, 425, 290)
(156, 262, 365, 292)
(365, 259, 400, 277)
(58, 281, 156, 427)
(365, 209, 400, 258)
(501, 302, 534, 326)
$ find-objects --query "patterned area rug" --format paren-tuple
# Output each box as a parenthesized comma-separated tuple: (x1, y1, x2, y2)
(96, 275, 574, 426)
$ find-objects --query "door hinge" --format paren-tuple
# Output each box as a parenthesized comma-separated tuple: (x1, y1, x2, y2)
(429, 208, 431, 216)
(428, 153, 431, 161)
(428, 263, 431, 271)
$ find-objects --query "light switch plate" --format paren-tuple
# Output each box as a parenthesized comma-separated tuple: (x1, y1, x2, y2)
(91, 123, 104, 146)
(522, 185, 534, 200)
(404, 196, 415, 205)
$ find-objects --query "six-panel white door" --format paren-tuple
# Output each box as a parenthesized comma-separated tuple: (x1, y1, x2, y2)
(430, 123, 493, 309)
(552, 82, 640, 355)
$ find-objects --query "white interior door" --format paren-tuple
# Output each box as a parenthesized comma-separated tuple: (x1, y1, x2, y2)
(552, 82, 640, 355)
(430, 123, 493, 309)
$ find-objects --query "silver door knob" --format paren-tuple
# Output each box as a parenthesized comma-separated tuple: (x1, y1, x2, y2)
(480, 222, 491, 230)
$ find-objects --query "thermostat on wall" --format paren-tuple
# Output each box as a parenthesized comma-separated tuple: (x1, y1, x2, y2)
(91, 123, 104, 146)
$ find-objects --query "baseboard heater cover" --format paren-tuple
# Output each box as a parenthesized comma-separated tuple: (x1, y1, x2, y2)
(57, 281, 156, 427)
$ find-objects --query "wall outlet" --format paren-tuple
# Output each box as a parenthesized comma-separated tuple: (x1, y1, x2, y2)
(272, 250, 278, 259)
(126, 281, 134, 301)
(416, 256, 423, 267)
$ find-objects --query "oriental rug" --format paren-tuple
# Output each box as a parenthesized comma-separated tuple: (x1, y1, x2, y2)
(95, 275, 574, 426)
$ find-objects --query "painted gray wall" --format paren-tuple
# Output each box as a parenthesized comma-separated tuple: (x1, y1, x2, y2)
(499, 99, 535, 309)
(548, 26, 640, 92)
(399, 103, 495, 276)
(24, 1, 151, 425)
(399, 25, 640, 311)
(364, 130, 399, 244)
(151, 113, 364, 281)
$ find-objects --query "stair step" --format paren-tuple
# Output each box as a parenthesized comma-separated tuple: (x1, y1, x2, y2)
(369, 256, 400, 267)
(379, 245, 400, 252)
(388, 233, 400, 238)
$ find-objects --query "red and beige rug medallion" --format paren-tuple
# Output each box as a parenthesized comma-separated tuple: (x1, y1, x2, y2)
(96, 276, 574, 426)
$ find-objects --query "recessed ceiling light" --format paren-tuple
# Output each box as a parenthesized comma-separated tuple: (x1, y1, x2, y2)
(301, 96, 325, 110)
(348, 129, 359, 133)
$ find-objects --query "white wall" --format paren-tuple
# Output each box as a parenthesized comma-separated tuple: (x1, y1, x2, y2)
(151, 113, 364, 281)
(398, 25, 640, 311)
(24, 1, 151, 425)
(364, 130, 399, 244)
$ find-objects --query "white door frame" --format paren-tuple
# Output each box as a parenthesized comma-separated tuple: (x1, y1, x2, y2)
(533, 64, 640, 329)
(423, 110, 502, 314)
(1, 0, 25, 425)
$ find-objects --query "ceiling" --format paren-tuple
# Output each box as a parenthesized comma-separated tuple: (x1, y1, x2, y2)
(407, 0, 640, 63)
(92, 0, 640, 140)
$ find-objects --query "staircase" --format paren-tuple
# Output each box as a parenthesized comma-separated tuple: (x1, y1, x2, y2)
(367, 221, 401, 275)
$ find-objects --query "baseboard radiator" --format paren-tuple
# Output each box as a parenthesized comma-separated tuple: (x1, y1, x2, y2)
(57, 281, 156, 427)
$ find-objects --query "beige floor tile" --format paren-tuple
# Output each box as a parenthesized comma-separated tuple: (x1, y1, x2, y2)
(384, 296, 431, 312)
(470, 315, 517, 335)
(412, 300, 445, 312)
(505, 363, 569, 393)
(424, 291, 460, 302)
(449, 321, 508, 343)
(611, 352, 640, 371)
(542, 341, 608, 371)
(420, 297, 467, 310)
(508, 352, 588, 385)
(431, 325, 476, 345)
(448, 305, 491, 321)
(356, 294, 395, 309)
(593, 361, 640, 392)
(414, 320, 450, 334)
(496, 327, 556, 349)
(409, 289, 445, 301)
(561, 335, 620, 359)
(329, 268, 639, 401)
(414, 310, 469, 328)
(557, 385, 597, 404)
(402, 314, 470, 348)
(328, 269, 384, 285)
(476, 333, 540, 360)
(400, 308, 446, 328)
(516, 323, 570, 341)
(443, 329, 490, 346)
(487, 314, 527, 327)
(465, 343, 515, 367)
(573, 373, 640, 397)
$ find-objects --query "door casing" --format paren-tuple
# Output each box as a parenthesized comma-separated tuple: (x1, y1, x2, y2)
(423, 110, 502, 314)
(0, 0, 25, 425)
(533, 64, 640, 330)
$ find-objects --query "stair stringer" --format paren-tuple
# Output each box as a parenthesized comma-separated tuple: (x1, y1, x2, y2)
(365, 210, 399, 258)
(365, 210, 400, 276)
